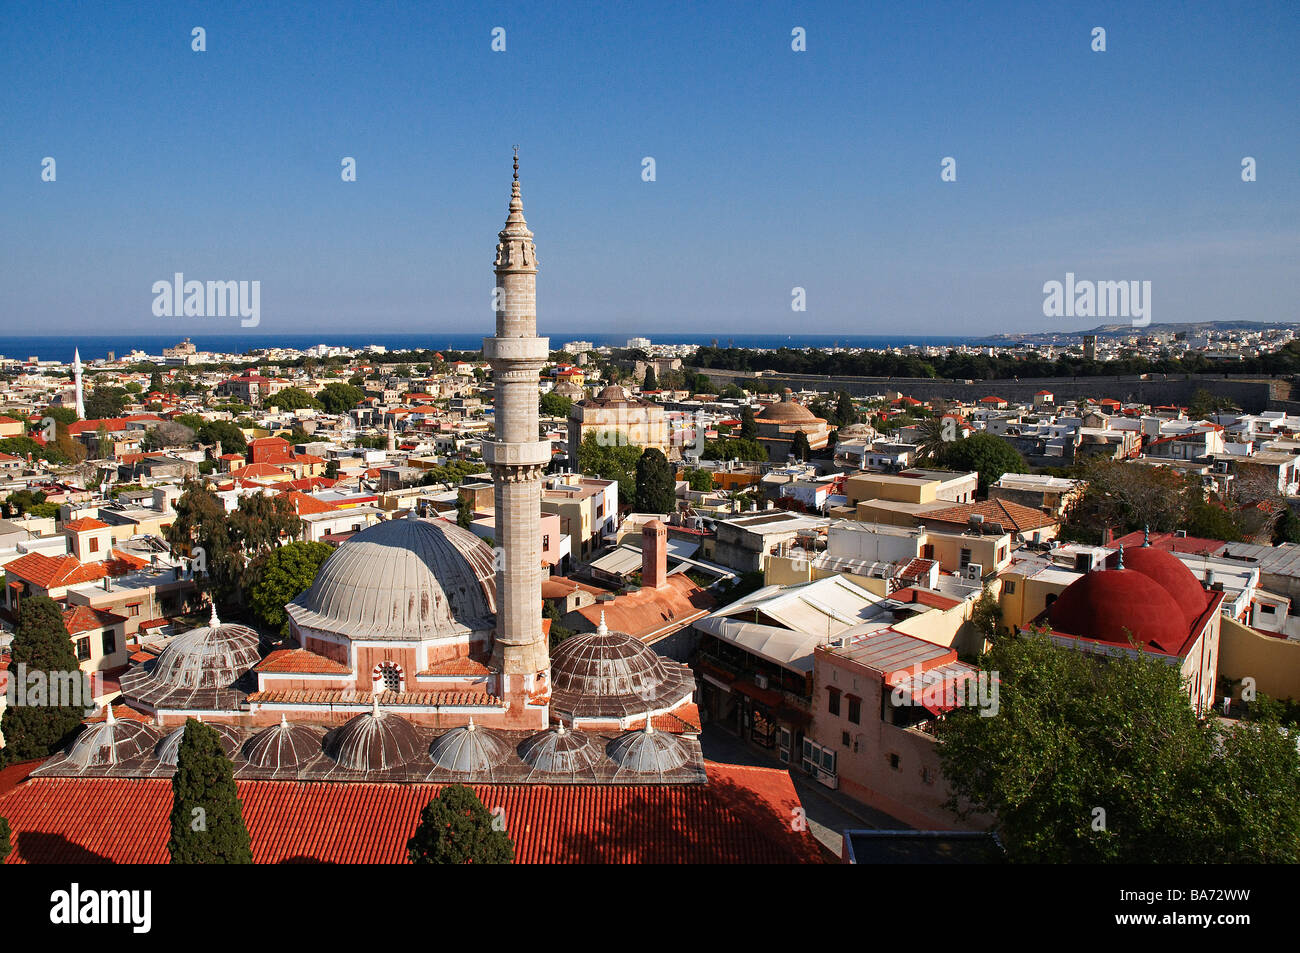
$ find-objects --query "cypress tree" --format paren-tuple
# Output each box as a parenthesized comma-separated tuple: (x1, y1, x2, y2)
(456, 490, 474, 529)
(167, 718, 252, 864)
(634, 448, 677, 515)
(0, 815, 11, 862)
(791, 430, 812, 462)
(408, 784, 513, 864)
(0, 595, 87, 764)
(642, 366, 657, 391)
(739, 406, 758, 441)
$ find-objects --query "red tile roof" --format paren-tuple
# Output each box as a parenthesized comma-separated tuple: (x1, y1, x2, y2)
(4, 552, 108, 590)
(922, 499, 1059, 533)
(0, 762, 820, 864)
(61, 605, 125, 636)
(573, 575, 716, 642)
(63, 517, 109, 532)
(255, 648, 352, 675)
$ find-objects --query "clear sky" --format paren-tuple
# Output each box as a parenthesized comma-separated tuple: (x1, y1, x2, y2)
(1, 0, 1296, 338)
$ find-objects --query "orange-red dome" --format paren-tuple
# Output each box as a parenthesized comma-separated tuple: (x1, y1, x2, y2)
(1047, 569, 1188, 652)
(1116, 546, 1208, 628)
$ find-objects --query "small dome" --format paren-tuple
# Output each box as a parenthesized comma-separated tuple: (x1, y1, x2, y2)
(286, 517, 496, 641)
(1118, 546, 1208, 627)
(120, 608, 261, 709)
(428, 720, 512, 774)
(598, 384, 627, 401)
(324, 701, 421, 771)
(155, 721, 242, 765)
(63, 709, 160, 768)
(519, 725, 603, 775)
(243, 717, 325, 769)
(1048, 568, 1189, 651)
(607, 727, 689, 775)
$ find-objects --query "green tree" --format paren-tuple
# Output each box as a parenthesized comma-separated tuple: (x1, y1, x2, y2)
(969, 586, 1003, 641)
(704, 437, 768, 462)
(834, 390, 857, 426)
(634, 448, 676, 514)
(1276, 506, 1300, 544)
(578, 432, 643, 504)
(692, 373, 717, 394)
(739, 406, 758, 441)
(790, 430, 811, 462)
(407, 784, 513, 864)
(266, 387, 322, 412)
(641, 366, 657, 391)
(1185, 501, 1243, 542)
(0, 595, 87, 764)
(456, 490, 475, 529)
(4, 489, 47, 517)
(167, 719, 253, 864)
(196, 420, 247, 455)
(937, 632, 1300, 863)
(317, 381, 365, 414)
(166, 482, 243, 603)
(149, 369, 165, 392)
(539, 391, 573, 418)
(684, 468, 715, 492)
(0, 815, 10, 863)
(83, 386, 128, 420)
(935, 432, 1026, 492)
(247, 541, 334, 637)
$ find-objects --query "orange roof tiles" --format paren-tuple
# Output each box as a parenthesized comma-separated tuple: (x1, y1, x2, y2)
(63, 517, 109, 532)
(61, 605, 125, 636)
(923, 498, 1059, 534)
(5, 552, 108, 590)
(574, 575, 716, 642)
(0, 761, 821, 864)
(255, 648, 352, 675)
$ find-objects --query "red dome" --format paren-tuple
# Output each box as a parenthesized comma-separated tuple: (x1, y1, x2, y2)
(1047, 569, 1188, 652)
(1116, 546, 1208, 628)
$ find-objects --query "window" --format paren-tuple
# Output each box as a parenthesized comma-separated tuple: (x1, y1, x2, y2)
(801, 739, 837, 778)
(827, 687, 841, 716)
(960, 548, 972, 568)
(101, 630, 116, 656)
(1003, 579, 1016, 595)
(889, 753, 900, 770)
(1261, 604, 1277, 615)
(126, 603, 141, 617)
(847, 695, 861, 725)
(543, 534, 550, 549)
(375, 662, 403, 694)
(75, 637, 91, 661)
(841, 730, 850, 748)
(997, 546, 1007, 562)
(89, 537, 100, 553)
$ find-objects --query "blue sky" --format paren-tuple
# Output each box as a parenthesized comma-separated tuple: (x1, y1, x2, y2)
(1, 0, 1296, 338)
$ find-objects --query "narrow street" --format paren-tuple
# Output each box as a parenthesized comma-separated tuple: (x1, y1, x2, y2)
(699, 723, 908, 858)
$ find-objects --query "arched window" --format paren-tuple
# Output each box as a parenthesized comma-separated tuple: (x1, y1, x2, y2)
(373, 662, 404, 694)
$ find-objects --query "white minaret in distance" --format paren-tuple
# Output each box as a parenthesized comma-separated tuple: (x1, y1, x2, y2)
(485, 149, 551, 725)
(72, 347, 84, 420)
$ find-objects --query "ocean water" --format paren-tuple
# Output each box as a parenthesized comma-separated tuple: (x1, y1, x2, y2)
(0, 332, 982, 363)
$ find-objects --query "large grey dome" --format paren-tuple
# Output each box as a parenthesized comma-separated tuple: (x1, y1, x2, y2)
(607, 727, 690, 775)
(324, 702, 422, 771)
(119, 610, 261, 710)
(519, 725, 603, 775)
(286, 516, 497, 641)
(155, 721, 242, 765)
(243, 717, 324, 769)
(62, 709, 160, 769)
(427, 721, 512, 775)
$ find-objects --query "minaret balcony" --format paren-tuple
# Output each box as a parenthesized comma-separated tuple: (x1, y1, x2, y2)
(482, 439, 552, 468)
(483, 336, 550, 362)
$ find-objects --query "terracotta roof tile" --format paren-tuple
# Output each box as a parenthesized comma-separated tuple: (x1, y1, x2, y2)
(255, 648, 352, 675)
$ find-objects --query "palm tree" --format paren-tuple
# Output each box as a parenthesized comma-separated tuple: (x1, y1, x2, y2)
(916, 417, 949, 462)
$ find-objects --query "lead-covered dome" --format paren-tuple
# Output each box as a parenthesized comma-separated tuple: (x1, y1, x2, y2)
(62, 708, 160, 770)
(120, 608, 261, 710)
(427, 720, 512, 775)
(324, 701, 422, 771)
(549, 616, 696, 720)
(519, 725, 603, 775)
(607, 726, 690, 776)
(155, 720, 242, 765)
(757, 389, 820, 424)
(243, 717, 325, 769)
(286, 516, 497, 641)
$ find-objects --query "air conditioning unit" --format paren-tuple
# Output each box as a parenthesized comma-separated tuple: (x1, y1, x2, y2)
(753, 673, 769, 690)
(965, 563, 984, 581)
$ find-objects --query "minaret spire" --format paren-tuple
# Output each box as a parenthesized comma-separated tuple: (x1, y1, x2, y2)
(72, 347, 84, 420)
(485, 150, 551, 727)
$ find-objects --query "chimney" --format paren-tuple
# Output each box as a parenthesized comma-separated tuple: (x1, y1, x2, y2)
(643, 519, 668, 589)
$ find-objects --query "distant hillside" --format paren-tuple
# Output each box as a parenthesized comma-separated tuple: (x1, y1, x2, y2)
(982, 321, 1299, 344)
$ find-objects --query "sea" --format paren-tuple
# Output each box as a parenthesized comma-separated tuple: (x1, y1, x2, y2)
(0, 332, 985, 364)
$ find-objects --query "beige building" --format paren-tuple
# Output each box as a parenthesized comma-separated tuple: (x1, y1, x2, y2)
(567, 385, 670, 459)
(753, 390, 830, 461)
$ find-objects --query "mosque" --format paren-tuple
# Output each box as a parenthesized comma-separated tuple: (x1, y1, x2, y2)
(32, 154, 706, 786)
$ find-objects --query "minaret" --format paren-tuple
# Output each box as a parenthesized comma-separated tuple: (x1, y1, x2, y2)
(485, 149, 551, 725)
(72, 348, 84, 420)
(386, 422, 396, 453)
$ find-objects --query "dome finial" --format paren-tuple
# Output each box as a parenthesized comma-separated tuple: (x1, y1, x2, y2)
(644, 713, 655, 735)
(209, 601, 220, 627)
(280, 713, 289, 728)
(1143, 525, 1150, 547)
(467, 716, 476, 732)
(1117, 543, 1125, 570)
(372, 692, 381, 717)
(597, 610, 608, 636)
(105, 704, 116, 725)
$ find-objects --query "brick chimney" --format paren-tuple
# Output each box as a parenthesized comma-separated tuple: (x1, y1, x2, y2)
(643, 518, 668, 589)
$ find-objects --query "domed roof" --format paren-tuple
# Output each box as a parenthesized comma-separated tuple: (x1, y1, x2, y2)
(243, 716, 325, 769)
(1048, 568, 1189, 651)
(1118, 545, 1208, 627)
(62, 708, 160, 769)
(598, 384, 628, 401)
(324, 699, 422, 771)
(155, 720, 242, 765)
(757, 389, 818, 423)
(286, 516, 497, 641)
(836, 422, 876, 441)
(606, 725, 690, 775)
(518, 724, 603, 775)
(119, 606, 261, 710)
(427, 720, 512, 775)
(549, 614, 696, 720)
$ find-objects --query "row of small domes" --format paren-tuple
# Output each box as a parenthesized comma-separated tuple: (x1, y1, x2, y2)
(61, 706, 689, 777)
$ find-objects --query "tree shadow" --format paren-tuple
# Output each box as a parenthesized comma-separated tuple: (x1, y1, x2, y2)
(15, 831, 114, 864)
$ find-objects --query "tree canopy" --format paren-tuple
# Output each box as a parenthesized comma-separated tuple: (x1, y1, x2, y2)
(634, 447, 676, 514)
(247, 541, 334, 637)
(0, 595, 87, 764)
(934, 432, 1026, 491)
(167, 719, 253, 864)
(407, 784, 513, 864)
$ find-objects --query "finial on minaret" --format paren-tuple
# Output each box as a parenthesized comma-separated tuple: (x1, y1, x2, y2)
(73, 347, 85, 420)
(513, 145, 519, 180)
(1117, 543, 1125, 570)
